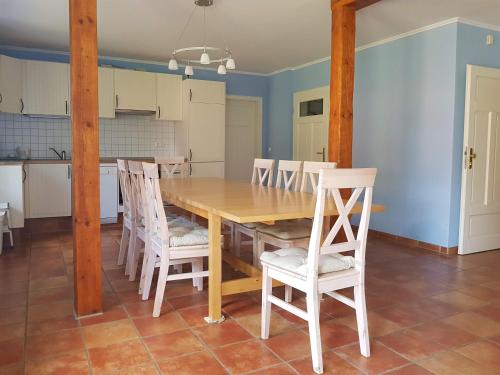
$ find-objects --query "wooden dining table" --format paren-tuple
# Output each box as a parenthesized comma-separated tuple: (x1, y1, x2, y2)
(160, 177, 384, 323)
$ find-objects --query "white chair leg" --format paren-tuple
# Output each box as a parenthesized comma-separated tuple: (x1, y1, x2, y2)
(234, 228, 241, 257)
(138, 238, 151, 295)
(285, 285, 293, 303)
(354, 284, 370, 357)
(118, 226, 130, 266)
(261, 266, 272, 339)
(128, 238, 142, 281)
(306, 291, 323, 374)
(125, 227, 137, 275)
(142, 251, 157, 300)
(153, 255, 170, 317)
(8, 230, 13, 247)
(192, 259, 204, 291)
(254, 235, 265, 268)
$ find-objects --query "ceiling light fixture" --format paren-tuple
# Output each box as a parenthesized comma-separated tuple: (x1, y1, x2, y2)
(168, 0, 235, 76)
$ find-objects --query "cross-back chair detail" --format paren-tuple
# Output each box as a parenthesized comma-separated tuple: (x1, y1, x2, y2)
(117, 159, 132, 266)
(251, 158, 275, 187)
(275, 160, 303, 192)
(260, 168, 377, 374)
(155, 156, 188, 179)
(300, 161, 338, 193)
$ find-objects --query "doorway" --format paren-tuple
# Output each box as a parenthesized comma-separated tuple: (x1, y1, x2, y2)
(225, 96, 262, 182)
(459, 65, 500, 254)
(293, 86, 330, 162)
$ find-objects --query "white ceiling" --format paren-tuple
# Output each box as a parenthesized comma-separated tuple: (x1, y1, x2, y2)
(0, 0, 499, 74)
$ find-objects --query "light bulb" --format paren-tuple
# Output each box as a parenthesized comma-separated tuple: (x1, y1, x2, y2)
(184, 65, 194, 76)
(168, 58, 178, 70)
(226, 57, 235, 70)
(217, 64, 226, 75)
(200, 52, 210, 65)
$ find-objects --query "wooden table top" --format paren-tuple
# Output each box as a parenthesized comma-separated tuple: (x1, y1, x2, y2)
(160, 177, 384, 224)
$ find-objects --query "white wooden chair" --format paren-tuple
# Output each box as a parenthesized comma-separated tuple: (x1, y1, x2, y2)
(154, 156, 188, 179)
(140, 162, 210, 316)
(0, 203, 14, 253)
(117, 160, 134, 267)
(261, 168, 377, 374)
(233, 160, 301, 264)
(226, 158, 276, 254)
(125, 161, 147, 281)
(255, 161, 337, 266)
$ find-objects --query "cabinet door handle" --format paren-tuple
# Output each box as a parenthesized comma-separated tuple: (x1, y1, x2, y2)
(189, 149, 192, 161)
(115, 94, 119, 108)
(158, 106, 161, 119)
(189, 89, 192, 102)
(65, 100, 68, 115)
(189, 163, 192, 176)
(20, 98, 24, 113)
(22, 166, 27, 183)
(0, 93, 3, 104)
(67, 165, 71, 179)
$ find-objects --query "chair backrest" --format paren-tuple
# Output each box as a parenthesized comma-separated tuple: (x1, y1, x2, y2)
(251, 158, 275, 187)
(127, 161, 146, 227)
(300, 161, 337, 193)
(307, 168, 377, 280)
(117, 159, 133, 218)
(275, 160, 303, 191)
(142, 162, 169, 243)
(155, 156, 188, 178)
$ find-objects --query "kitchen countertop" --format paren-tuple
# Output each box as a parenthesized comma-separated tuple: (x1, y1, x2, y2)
(0, 157, 155, 165)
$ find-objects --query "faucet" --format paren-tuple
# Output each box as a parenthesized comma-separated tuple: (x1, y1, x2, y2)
(49, 147, 67, 160)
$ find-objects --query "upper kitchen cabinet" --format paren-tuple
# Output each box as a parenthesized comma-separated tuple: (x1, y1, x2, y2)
(156, 73, 182, 121)
(98, 67, 115, 118)
(185, 78, 225, 105)
(114, 69, 156, 112)
(0, 55, 23, 114)
(22, 60, 70, 116)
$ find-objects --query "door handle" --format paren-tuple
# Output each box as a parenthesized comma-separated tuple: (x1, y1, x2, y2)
(189, 149, 192, 161)
(468, 147, 476, 169)
(0, 93, 3, 104)
(115, 94, 119, 108)
(158, 106, 161, 119)
(20, 98, 24, 113)
(65, 100, 68, 115)
(189, 163, 192, 176)
(67, 165, 71, 179)
(189, 89, 192, 102)
(316, 148, 325, 162)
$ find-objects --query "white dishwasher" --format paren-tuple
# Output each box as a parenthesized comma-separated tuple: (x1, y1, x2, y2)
(100, 163, 118, 224)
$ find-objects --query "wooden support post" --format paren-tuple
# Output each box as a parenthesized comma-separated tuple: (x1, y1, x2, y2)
(69, 0, 102, 317)
(329, 0, 356, 169)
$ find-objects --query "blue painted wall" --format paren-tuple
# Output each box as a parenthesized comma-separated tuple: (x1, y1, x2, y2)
(0, 47, 270, 150)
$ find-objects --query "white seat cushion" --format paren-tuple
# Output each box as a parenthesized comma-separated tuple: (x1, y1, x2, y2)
(241, 222, 259, 229)
(257, 221, 312, 240)
(260, 247, 355, 277)
(168, 226, 209, 247)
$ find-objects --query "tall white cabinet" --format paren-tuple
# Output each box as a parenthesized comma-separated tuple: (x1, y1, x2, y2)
(0, 55, 23, 114)
(22, 60, 70, 116)
(176, 79, 226, 177)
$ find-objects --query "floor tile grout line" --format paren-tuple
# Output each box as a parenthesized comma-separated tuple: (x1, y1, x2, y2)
(21, 231, 33, 374)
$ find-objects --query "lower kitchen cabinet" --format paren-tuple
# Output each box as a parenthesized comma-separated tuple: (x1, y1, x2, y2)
(25, 163, 72, 218)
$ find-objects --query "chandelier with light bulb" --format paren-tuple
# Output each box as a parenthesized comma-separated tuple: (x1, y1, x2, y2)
(168, 0, 235, 76)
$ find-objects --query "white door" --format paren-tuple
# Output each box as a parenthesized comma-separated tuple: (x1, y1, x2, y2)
(188, 102, 225, 162)
(459, 65, 500, 254)
(114, 69, 156, 111)
(225, 97, 261, 181)
(27, 164, 72, 218)
(98, 67, 115, 118)
(293, 86, 329, 162)
(23, 60, 70, 116)
(0, 55, 23, 114)
(156, 73, 182, 120)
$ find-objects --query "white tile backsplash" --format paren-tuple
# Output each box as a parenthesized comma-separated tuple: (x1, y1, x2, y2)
(0, 112, 175, 159)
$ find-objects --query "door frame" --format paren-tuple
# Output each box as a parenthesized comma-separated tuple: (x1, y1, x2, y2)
(226, 95, 263, 158)
(293, 86, 330, 160)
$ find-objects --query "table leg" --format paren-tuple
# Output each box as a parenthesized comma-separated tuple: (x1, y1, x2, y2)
(205, 212, 225, 324)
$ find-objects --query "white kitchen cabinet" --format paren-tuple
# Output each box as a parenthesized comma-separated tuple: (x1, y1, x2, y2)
(156, 73, 182, 120)
(186, 79, 225, 105)
(25, 163, 72, 218)
(176, 79, 226, 178)
(0, 55, 23, 114)
(100, 164, 118, 223)
(114, 69, 156, 111)
(190, 162, 224, 178)
(22, 60, 70, 116)
(0, 164, 24, 228)
(99, 67, 115, 118)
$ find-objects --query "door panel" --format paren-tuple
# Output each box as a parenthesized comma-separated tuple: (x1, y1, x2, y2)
(114, 69, 156, 111)
(186, 79, 225, 104)
(459, 65, 500, 254)
(225, 98, 259, 182)
(0, 55, 23, 114)
(188, 103, 225, 162)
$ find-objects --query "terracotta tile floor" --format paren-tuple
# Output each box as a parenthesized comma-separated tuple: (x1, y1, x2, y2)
(0, 228, 499, 375)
